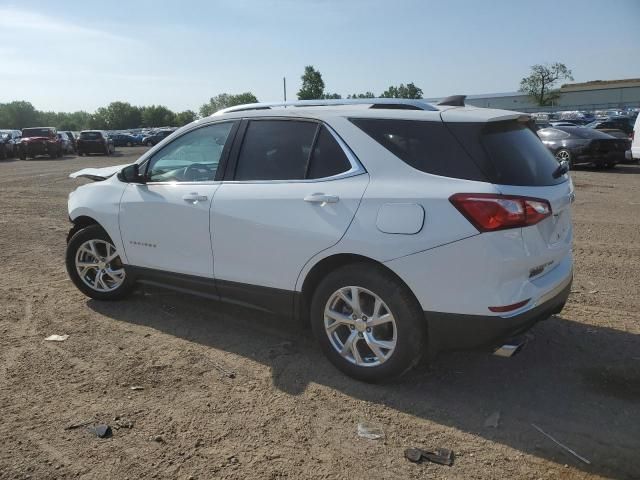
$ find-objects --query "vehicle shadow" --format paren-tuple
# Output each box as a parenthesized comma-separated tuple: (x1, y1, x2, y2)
(573, 164, 640, 174)
(88, 288, 640, 479)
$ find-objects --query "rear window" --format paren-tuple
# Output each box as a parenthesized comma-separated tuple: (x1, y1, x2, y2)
(349, 118, 485, 181)
(22, 128, 51, 138)
(80, 132, 102, 140)
(565, 127, 613, 139)
(446, 121, 567, 186)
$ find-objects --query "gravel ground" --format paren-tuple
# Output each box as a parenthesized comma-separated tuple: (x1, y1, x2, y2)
(0, 148, 638, 480)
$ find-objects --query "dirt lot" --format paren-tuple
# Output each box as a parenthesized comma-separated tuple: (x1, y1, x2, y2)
(0, 147, 638, 480)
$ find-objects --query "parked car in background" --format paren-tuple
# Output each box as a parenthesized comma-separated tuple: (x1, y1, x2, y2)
(77, 130, 114, 156)
(585, 117, 634, 138)
(141, 129, 174, 146)
(0, 129, 21, 158)
(18, 127, 62, 159)
(631, 115, 640, 162)
(110, 133, 138, 147)
(57, 132, 74, 154)
(537, 126, 628, 168)
(550, 121, 579, 127)
(64, 131, 77, 153)
(65, 99, 574, 381)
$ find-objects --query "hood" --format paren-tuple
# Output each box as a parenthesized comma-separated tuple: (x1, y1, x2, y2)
(69, 163, 131, 181)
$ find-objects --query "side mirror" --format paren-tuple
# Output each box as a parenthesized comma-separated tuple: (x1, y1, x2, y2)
(119, 164, 145, 184)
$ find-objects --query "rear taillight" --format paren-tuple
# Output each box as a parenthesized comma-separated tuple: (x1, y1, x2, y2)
(449, 193, 552, 232)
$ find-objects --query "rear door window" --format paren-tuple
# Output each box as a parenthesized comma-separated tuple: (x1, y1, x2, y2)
(234, 120, 354, 181)
(307, 126, 352, 179)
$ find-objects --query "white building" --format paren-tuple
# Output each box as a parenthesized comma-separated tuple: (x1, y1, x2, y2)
(427, 78, 640, 112)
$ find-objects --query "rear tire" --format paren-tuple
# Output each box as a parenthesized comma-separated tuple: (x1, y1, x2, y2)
(66, 225, 134, 301)
(555, 149, 573, 168)
(310, 263, 426, 382)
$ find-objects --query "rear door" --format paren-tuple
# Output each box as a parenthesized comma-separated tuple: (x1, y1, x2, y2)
(211, 118, 369, 314)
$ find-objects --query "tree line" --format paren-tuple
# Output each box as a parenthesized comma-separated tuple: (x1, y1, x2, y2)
(0, 101, 198, 131)
(0, 62, 568, 131)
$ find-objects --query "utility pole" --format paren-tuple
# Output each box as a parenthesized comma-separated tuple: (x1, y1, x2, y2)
(283, 77, 287, 102)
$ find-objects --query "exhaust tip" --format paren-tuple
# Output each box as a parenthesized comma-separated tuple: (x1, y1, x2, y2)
(493, 339, 526, 358)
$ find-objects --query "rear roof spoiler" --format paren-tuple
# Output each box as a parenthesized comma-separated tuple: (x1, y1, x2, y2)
(437, 95, 467, 107)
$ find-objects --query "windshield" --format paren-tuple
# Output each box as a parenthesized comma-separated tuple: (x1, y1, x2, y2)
(22, 128, 50, 138)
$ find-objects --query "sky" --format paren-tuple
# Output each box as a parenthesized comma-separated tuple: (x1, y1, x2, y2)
(0, 0, 638, 113)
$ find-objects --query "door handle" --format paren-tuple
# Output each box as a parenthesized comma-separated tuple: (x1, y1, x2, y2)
(182, 193, 208, 203)
(304, 193, 339, 205)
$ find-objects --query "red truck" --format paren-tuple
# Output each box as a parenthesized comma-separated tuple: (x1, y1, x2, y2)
(18, 127, 63, 160)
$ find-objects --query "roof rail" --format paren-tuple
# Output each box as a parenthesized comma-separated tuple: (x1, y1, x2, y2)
(214, 98, 438, 115)
(437, 95, 467, 107)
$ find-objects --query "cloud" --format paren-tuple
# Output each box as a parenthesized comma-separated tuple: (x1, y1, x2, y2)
(0, 6, 134, 44)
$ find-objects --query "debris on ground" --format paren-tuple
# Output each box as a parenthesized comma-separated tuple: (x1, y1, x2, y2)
(484, 411, 501, 428)
(209, 362, 236, 379)
(404, 447, 454, 466)
(65, 420, 94, 430)
(129, 386, 144, 391)
(113, 418, 134, 430)
(151, 435, 165, 443)
(44, 334, 69, 342)
(531, 423, 591, 465)
(90, 425, 112, 439)
(357, 421, 385, 440)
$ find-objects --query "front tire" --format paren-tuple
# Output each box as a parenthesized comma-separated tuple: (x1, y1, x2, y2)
(310, 263, 426, 382)
(66, 225, 134, 300)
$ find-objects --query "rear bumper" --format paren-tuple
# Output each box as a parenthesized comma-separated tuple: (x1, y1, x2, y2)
(426, 274, 572, 353)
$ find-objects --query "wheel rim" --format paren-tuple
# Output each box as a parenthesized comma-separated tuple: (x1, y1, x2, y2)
(324, 286, 397, 367)
(75, 239, 125, 292)
(555, 150, 570, 161)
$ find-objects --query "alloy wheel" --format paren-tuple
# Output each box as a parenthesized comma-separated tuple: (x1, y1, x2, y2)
(75, 239, 125, 292)
(324, 286, 397, 367)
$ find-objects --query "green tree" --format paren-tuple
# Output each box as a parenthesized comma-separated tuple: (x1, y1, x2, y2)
(0, 101, 40, 129)
(174, 110, 197, 126)
(58, 111, 92, 131)
(141, 105, 176, 127)
(519, 63, 574, 106)
(93, 102, 142, 130)
(347, 92, 375, 99)
(380, 83, 423, 99)
(199, 92, 258, 117)
(297, 65, 325, 100)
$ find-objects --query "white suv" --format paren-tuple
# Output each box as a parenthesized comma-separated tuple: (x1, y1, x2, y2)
(66, 98, 574, 382)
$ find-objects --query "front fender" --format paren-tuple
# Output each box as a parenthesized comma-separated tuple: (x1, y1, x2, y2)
(68, 176, 128, 263)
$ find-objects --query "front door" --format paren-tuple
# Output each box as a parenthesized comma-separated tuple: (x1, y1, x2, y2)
(119, 121, 236, 277)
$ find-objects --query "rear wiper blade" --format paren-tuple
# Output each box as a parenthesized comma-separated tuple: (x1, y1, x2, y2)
(553, 160, 570, 179)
